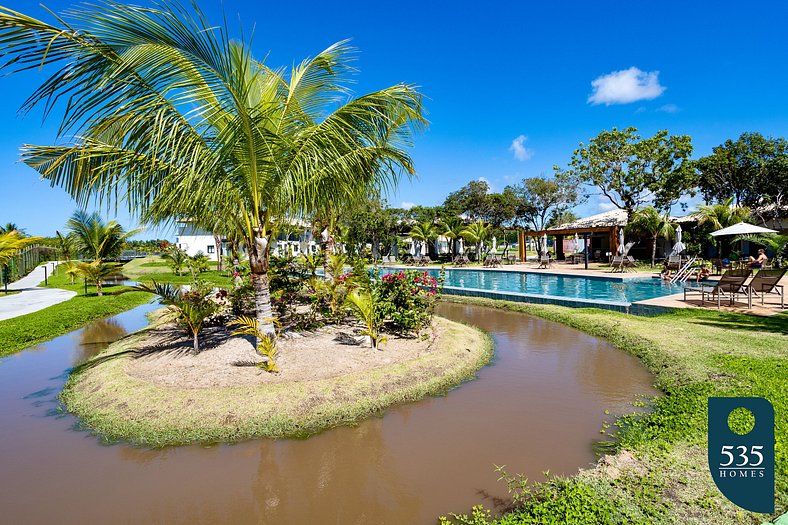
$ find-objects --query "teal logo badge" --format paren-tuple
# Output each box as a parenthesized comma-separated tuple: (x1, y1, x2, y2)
(708, 397, 774, 513)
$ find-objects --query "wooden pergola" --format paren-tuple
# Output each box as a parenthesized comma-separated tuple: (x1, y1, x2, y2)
(518, 226, 622, 262)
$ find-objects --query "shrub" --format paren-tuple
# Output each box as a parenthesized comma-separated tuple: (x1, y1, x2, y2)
(378, 270, 441, 335)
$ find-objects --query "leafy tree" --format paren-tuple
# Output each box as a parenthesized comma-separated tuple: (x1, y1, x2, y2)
(510, 176, 581, 231)
(547, 210, 579, 228)
(695, 132, 788, 209)
(443, 180, 491, 220)
(483, 187, 518, 230)
(341, 196, 396, 259)
(563, 127, 694, 219)
(461, 220, 491, 260)
(66, 211, 140, 262)
(0, 4, 426, 339)
(626, 206, 675, 267)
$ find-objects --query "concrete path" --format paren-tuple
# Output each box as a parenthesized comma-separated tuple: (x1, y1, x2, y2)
(0, 262, 77, 321)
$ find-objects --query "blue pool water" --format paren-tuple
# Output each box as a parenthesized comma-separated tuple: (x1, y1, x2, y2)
(379, 268, 683, 305)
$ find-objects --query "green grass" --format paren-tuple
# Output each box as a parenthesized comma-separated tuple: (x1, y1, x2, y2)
(0, 291, 152, 357)
(0, 290, 21, 296)
(60, 316, 493, 446)
(122, 256, 232, 287)
(440, 296, 788, 525)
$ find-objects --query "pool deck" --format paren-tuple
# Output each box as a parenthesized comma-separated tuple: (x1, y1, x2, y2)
(383, 263, 788, 317)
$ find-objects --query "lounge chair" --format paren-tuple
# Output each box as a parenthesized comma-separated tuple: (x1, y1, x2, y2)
(666, 255, 681, 271)
(537, 255, 553, 269)
(413, 255, 431, 266)
(743, 268, 786, 308)
(683, 269, 751, 308)
(610, 255, 624, 272)
(624, 256, 638, 272)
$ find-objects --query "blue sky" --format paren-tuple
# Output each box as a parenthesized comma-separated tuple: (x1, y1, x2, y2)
(1, 0, 788, 238)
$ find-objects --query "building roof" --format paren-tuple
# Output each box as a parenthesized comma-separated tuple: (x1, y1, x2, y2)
(548, 209, 627, 231)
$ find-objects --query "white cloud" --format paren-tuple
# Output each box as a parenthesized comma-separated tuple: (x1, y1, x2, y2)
(509, 135, 534, 161)
(400, 201, 415, 210)
(657, 103, 680, 113)
(588, 67, 665, 105)
(597, 196, 618, 213)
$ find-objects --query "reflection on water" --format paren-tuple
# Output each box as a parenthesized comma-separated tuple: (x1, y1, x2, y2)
(0, 302, 658, 525)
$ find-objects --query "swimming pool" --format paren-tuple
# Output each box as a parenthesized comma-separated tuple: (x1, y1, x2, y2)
(379, 267, 682, 313)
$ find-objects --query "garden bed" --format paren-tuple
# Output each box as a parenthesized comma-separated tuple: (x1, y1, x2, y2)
(61, 311, 492, 446)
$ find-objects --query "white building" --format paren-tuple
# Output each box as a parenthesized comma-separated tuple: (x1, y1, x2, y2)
(175, 222, 224, 261)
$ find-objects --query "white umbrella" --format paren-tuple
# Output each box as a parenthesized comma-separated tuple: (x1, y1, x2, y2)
(541, 234, 548, 256)
(574, 233, 580, 253)
(710, 222, 777, 237)
(670, 224, 685, 256)
(618, 228, 625, 254)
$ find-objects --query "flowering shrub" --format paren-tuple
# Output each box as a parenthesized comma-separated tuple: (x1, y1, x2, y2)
(378, 270, 442, 334)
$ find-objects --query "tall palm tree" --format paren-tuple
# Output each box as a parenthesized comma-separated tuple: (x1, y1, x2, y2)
(409, 221, 438, 256)
(66, 211, 140, 262)
(461, 220, 491, 261)
(0, 3, 425, 338)
(0, 223, 25, 235)
(441, 217, 465, 258)
(626, 206, 675, 267)
(54, 230, 75, 262)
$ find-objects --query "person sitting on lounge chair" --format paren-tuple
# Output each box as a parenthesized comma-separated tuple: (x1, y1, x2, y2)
(748, 249, 768, 269)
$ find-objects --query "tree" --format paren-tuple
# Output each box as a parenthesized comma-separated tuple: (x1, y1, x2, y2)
(692, 197, 752, 257)
(548, 210, 579, 228)
(563, 127, 695, 219)
(409, 221, 438, 256)
(443, 180, 491, 220)
(162, 246, 189, 276)
(695, 132, 788, 209)
(440, 217, 466, 258)
(510, 176, 581, 232)
(0, 4, 426, 339)
(74, 260, 121, 297)
(461, 220, 491, 260)
(0, 231, 41, 268)
(66, 211, 140, 262)
(54, 231, 75, 262)
(626, 207, 675, 267)
(341, 196, 396, 259)
(0, 223, 25, 235)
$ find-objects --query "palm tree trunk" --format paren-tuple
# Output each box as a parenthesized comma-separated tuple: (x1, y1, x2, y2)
(96, 280, 103, 297)
(250, 233, 275, 339)
(192, 332, 200, 353)
(213, 234, 223, 271)
(652, 235, 657, 268)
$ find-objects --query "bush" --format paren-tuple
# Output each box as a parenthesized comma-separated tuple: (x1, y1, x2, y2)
(378, 270, 442, 335)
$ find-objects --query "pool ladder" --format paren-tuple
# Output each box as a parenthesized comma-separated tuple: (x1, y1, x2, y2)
(670, 256, 699, 284)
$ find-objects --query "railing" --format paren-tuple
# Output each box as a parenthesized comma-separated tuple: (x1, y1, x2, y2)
(1, 245, 55, 285)
(671, 256, 698, 284)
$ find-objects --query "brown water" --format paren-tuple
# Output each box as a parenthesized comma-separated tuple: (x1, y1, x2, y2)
(0, 301, 658, 525)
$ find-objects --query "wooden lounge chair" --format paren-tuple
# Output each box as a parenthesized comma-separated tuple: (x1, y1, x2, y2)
(624, 256, 638, 272)
(666, 255, 681, 271)
(743, 268, 786, 309)
(413, 255, 431, 266)
(537, 255, 553, 269)
(683, 269, 751, 308)
(610, 255, 624, 272)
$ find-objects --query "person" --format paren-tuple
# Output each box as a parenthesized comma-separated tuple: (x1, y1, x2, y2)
(748, 249, 768, 269)
(660, 267, 673, 281)
(688, 266, 711, 282)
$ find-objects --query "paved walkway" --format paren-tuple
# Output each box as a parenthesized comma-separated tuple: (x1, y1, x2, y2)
(0, 262, 76, 321)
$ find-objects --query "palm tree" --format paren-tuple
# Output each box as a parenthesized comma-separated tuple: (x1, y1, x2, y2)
(693, 197, 752, 257)
(0, 223, 25, 235)
(626, 207, 676, 267)
(0, 4, 425, 339)
(74, 260, 122, 297)
(54, 230, 75, 263)
(409, 221, 438, 257)
(461, 220, 491, 261)
(731, 233, 788, 266)
(66, 211, 140, 262)
(441, 217, 465, 258)
(162, 246, 189, 276)
(0, 231, 41, 268)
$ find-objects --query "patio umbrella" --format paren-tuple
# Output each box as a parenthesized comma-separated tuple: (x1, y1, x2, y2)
(541, 234, 548, 256)
(574, 233, 580, 253)
(618, 228, 625, 254)
(670, 224, 685, 256)
(710, 222, 777, 237)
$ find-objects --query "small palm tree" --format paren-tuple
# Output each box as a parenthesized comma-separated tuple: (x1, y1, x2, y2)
(441, 217, 465, 258)
(66, 210, 140, 262)
(627, 207, 676, 267)
(133, 281, 219, 353)
(344, 288, 386, 350)
(461, 220, 491, 261)
(409, 221, 438, 256)
(54, 230, 75, 262)
(693, 197, 752, 257)
(75, 260, 122, 296)
(228, 315, 280, 373)
(63, 261, 81, 284)
(162, 246, 189, 276)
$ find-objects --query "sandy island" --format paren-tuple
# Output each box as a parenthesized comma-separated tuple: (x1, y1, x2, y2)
(61, 310, 492, 446)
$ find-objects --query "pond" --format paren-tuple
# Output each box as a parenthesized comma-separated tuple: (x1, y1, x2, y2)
(0, 301, 658, 524)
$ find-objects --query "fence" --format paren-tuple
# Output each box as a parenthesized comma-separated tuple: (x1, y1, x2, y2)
(2, 245, 56, 285)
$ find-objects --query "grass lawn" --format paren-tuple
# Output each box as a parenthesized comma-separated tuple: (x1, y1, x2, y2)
(0, 290, 21, 296)
(0, 264, 152, 358)
(441, 296, 788, 525)
(123, 256, 233, 287)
